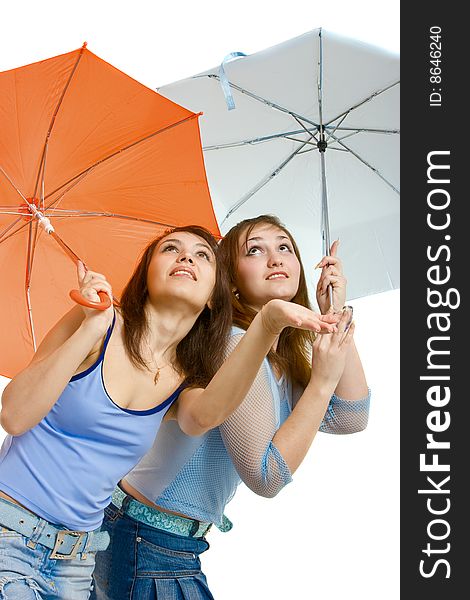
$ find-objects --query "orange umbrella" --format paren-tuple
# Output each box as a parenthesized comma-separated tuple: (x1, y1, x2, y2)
(0, 44, 219, 378)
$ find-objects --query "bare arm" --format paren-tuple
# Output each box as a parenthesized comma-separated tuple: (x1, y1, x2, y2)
(316, 241, 369, 401)
(218, 310, 359, 500)
(218, 341, 294, 499)
(333, 338, 369, 399)
(266, 309, 358, 474)
(314, 335, 371, 434)
(173, 299, 339, 436)
(0, 266, 113, 435)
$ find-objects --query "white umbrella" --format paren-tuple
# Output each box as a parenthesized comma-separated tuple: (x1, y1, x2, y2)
(159, 28, 399, 301)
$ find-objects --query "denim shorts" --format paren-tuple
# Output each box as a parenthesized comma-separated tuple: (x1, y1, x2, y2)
(91, 503, 214, 600)
(0, 525, 96, 599)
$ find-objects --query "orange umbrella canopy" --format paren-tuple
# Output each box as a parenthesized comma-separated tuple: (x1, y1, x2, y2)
(0, 45, 219, 378)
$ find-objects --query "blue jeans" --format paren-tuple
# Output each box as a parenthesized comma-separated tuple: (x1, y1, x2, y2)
(91, 503, 214, 600)
(0, 526, 96, 599)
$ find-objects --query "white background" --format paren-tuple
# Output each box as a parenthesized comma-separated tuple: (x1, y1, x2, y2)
(1, 2, 400, 599)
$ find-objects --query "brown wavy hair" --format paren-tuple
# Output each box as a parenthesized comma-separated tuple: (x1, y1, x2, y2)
(219, 215, 314, 389)
(119, 225, 232, 389)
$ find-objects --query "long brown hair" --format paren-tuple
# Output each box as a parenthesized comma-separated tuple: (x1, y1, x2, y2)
(219, 215, 314, 389)
(119, 225, 232, 388)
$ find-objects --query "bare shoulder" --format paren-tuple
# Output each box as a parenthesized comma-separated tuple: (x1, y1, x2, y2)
(32, 305, 118, 370)
(73, 308, 122, 375)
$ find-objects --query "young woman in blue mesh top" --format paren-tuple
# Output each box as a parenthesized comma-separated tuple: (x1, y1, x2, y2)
(91, 215, 370, 600)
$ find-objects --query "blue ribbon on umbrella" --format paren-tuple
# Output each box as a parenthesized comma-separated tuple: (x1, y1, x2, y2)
(218, 52, 247, 110)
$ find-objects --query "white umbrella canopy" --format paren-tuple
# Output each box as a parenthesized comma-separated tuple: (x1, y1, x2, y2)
(159, 28, 399, 301)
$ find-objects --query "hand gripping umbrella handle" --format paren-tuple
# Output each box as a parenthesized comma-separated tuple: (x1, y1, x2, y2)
(35, 216, 113, 311)
(69, 289, 112, 311)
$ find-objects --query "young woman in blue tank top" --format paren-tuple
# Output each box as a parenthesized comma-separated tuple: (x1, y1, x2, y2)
(0, 224, 337, 599)
(91, 215, 370, 600)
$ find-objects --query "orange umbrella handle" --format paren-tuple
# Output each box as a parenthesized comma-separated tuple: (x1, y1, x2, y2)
(69, 289, 112, 311)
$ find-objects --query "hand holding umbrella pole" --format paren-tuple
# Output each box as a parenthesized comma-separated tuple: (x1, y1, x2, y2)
(69, 274, 113, 311)
(31, 203, 112, 311)
(315, 239, 347, 316)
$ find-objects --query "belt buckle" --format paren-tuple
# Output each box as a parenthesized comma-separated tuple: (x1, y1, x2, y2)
(204, 523, 212, 535)
(195, 522, 211, 537)
(50, 530, 86, 560)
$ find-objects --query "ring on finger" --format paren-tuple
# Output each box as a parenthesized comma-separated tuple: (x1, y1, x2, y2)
(342, 305, 354, 331)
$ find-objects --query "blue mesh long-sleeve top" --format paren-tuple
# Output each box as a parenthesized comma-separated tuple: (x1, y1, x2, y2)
(124, 327, 370, 531)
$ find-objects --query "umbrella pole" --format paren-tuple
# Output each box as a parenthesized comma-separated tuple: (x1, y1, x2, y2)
(320, 150, 331, 257)
(48, 229, 113, 310)
(318, 129, 335, 312)
(316, 29, 335, 312)
(23, 200, 112, 311)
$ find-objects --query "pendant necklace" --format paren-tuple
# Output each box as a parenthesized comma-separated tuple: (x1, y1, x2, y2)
(146, 342, 172, 386)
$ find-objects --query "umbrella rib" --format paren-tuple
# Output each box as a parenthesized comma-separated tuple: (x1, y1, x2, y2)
(325, 126, 400, 135)
(0, 166, 28, 202)
(203, 126, 319, 151)
(25, 221, 38, 352)
(325, 112, 349, 141)
(284, 136, 318, 147)
(292, 115, 319, 142)
(328, 132, 400, 194)
(202, 73, 320, 130)
(221, 141, 309, 224)
(39, 142, 50, 212)
(0, 219, 27, 243)
(44, 171, 93, 213)
(1, 169, 92, 243)
(328, 127, 397, 146)
(32, 44, 88, 203)
(374, 227, 395, 289)
(26, 222, 33, 288)
(40, 209, 178, 228)
(296, 147, 316, 155)
(43, 113, 200, 206)
(325, 80, 400, 128)
(0, 210, 178, 248)
(0, 166, 31, 240)
(328, 131, 361, 145)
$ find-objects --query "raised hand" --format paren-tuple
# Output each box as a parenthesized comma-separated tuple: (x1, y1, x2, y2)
(260, 298, 340, 336)
(77, 261, 114, 332)
(310, 306, 355, 391)
(315, 239, 347, 314)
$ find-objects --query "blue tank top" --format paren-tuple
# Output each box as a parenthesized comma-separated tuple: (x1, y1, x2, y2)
(0, 315, 182, 531)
